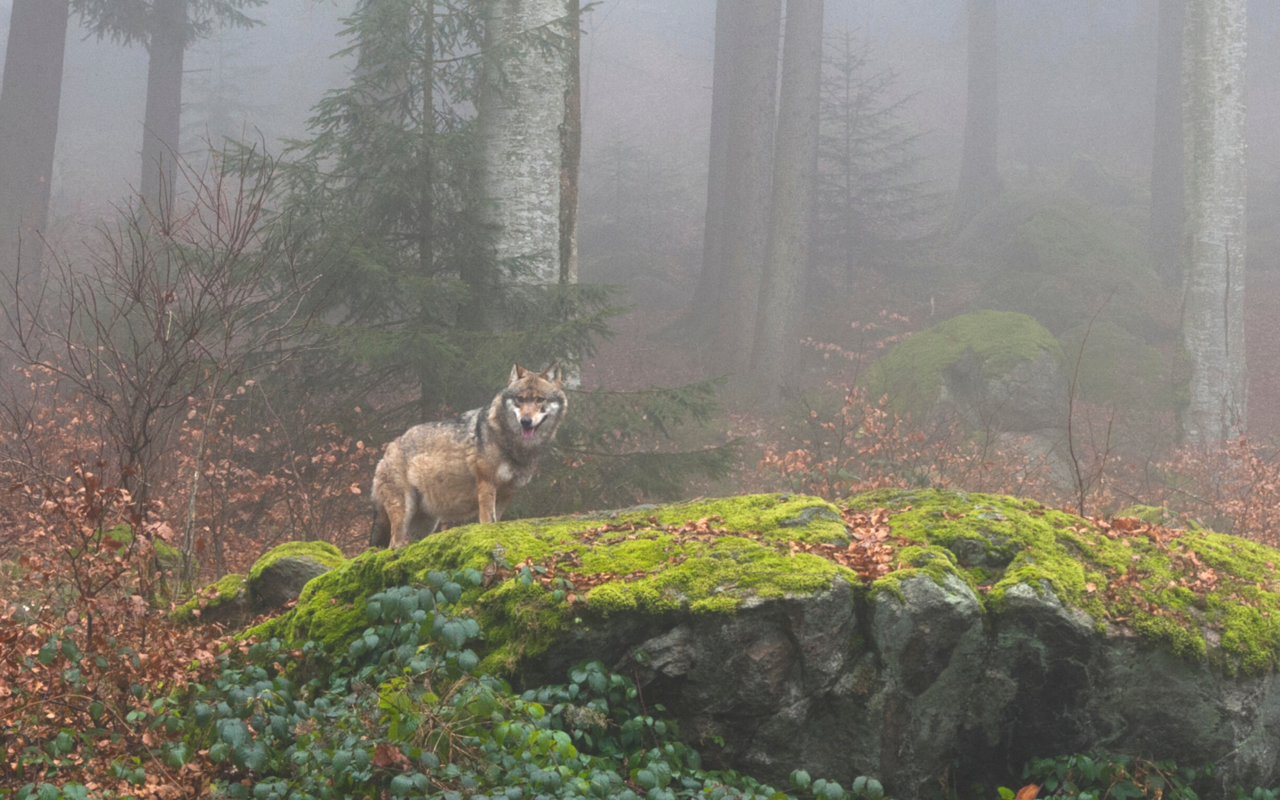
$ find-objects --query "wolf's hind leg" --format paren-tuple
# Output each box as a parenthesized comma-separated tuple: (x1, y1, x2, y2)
(370, 501, 392, 548)
(407, 514, 440, 543)
(401, 487, 442, 543)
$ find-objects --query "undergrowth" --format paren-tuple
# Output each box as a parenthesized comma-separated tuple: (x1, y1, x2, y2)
(7, 563, 1280, 798)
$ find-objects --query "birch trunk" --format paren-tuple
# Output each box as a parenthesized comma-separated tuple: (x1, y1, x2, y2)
(140, 0, 187, 230)
(1181, 0, 1247, 447)
(478, 0, 573, 288)
(559, 0, 581, 285)
(751, 0, 823, 405)
(0, 0, 69, 306)
(954, 0, 1000, 227)
(709, 0, 780, 376)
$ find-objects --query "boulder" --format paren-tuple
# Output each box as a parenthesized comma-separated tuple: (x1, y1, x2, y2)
(863, 310, 1067, 432)
(171, 573, 251, 626)
(253, 491, 1280, 797)
(247, 541, 347, 611)
(173, 541, 347, 624)
(961, 192, 1168, 342)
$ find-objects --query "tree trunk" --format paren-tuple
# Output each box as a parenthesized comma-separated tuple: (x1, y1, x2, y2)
(478, 0, 572, 288)
(751, 0, 823, 406)
(420, 0, 435, 280)
(0, 0, 69, 307)
(1181, 0, 1247, 448)
(559, 0, 580, 285)
(1150, 0, 1184, 286)
(709, 0, 780, 377)
(954, 0, 1000, 227)
(140, 0, 187, 230)
(691, 0, 739, 326)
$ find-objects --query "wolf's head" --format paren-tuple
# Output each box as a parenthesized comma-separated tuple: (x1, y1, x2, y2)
(501, 362, 567, 443)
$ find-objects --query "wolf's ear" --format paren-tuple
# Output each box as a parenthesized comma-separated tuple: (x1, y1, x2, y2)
(540, 361, 564, 386)
(510, 364, 529, 384)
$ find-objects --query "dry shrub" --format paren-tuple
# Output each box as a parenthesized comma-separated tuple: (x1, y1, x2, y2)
(759, 385, 1066, 504)
(169, 392, 379, 576)
(1142, 438, 1280, 548)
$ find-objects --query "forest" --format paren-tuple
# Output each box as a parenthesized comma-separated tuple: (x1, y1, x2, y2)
(3, 0, 1280, 797)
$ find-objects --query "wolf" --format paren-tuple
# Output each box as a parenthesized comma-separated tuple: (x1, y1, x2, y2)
(370, 362, 567, 548)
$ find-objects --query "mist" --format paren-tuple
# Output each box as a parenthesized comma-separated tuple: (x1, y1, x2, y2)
(9, 2, 1280, 795)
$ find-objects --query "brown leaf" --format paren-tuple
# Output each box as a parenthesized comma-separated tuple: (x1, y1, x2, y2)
(371, 742, 411, 771)
(1016, 784, 1040, 800)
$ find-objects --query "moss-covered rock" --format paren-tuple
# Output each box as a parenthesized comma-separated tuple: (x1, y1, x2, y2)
(171, 573, 248, 625)
(861, 310, 1065, 427)
(248, 541, 347, 583)
(173, 541, 347, 625)
(850, 489, 1280, 674)
(247, 541, 347, 612)
(242, 490, 1280, 797)
(251, 494, 852, 670)
(254, 490, 1280, 677)
(977, 197, 1167, 339)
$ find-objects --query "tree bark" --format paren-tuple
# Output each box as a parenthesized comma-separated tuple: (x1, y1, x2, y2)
(954, 0, 1000, 227)
(1181, 0, 1247, 448)
(420, 0, 434, 279)
(709, 0, 780, 376)
(751, 0, 823, 406)
(478, 0, 572, 288)
(1150, 0, 1184, 286)
(691, 0, 739, 326)
(140, 0, 187, 230)
(0, 0, 70, 306)
(559, 0, 580, 285)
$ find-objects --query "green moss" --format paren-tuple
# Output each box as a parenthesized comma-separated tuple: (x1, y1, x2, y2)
(848, 488, 1280, 674)
(250, 490, 1280, 678)
(252, 494, 854, 666)
(868, 544, 963, 600)
(248, 541, 347, 583)
(171, 573, 246, 623)
(861, 310, 1062, 418)
(77, 525, 182, 567)
(1116, 504, 1181, 527)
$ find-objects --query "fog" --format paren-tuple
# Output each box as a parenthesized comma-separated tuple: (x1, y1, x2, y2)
(12, 6, 1280, 795)
(4, 0, 1280, 531)
(2, 2, 1273, 247)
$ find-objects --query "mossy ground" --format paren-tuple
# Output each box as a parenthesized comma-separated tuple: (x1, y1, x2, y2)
(860, 310, 1062, 418)
(248, 490, 1280, 678)
(849, 489, 1280, 674)
(251, 494, 855, 672)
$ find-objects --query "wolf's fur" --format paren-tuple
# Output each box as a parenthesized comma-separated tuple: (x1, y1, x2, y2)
(370, 363, 567, 548)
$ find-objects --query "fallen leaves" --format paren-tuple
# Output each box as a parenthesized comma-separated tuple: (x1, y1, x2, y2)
(787, 508, 902, 583)
(491, 508, 916, 602)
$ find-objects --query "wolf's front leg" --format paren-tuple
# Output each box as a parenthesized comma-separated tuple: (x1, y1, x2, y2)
(476, 478, 499, 523)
